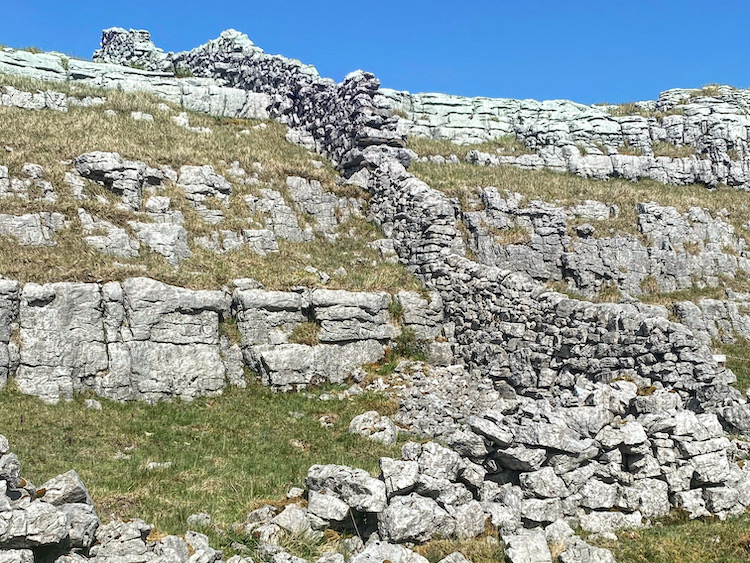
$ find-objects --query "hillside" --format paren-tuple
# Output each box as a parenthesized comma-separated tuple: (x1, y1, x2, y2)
(0, 27, 748, 563)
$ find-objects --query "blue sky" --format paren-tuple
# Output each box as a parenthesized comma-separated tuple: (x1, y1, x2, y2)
(1, 1, 747, 104)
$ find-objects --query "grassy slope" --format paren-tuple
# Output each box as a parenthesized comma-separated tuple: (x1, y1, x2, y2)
(0, 75, 419, 292)
(602, 514, 750, 563)
(0, 380, 403, 556)
(408, 138, 750, 239)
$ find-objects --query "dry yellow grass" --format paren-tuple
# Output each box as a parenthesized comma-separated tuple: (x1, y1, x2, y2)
(410, 158, 750, 238)
(0, 75, 419, 292)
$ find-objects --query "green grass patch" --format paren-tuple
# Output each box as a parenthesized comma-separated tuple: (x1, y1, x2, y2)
(288, 322, 321, 346)
(723, 339, 750, 394)
(600, 512, 750, 563)
(0, 380, 401, 553)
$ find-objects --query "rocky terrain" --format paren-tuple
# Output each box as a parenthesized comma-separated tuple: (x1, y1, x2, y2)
(0, 26, 748, 563)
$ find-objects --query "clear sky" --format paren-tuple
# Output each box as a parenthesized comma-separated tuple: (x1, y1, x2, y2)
(1, 1, 747, 105)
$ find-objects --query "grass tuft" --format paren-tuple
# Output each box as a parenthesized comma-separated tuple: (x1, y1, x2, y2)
(288, 322, 321, 346)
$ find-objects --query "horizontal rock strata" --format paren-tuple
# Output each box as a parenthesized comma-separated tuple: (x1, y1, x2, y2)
(0, 278, 448, 401)
(378, 86, 750, 190)
(0, 47, 269, 120)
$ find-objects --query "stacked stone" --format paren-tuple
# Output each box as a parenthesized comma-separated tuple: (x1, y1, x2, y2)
(232, 447, 617, 561)
(289, 382, 749, 556)
(0, 435, 233, 563)
(92, 29, 410, 172)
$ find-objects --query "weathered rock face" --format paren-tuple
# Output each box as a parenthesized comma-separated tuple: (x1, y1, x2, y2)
(13, 278, 231, 403)
(674, 294, 750, 345)
(97, 278, 229, 402)
(232, 286, 445, 391)
(0, 45, 270, 121)
(461, 188, 750, 296)
(0, 213, 66, 247)
(378, 86, 750, 190)
(0, 278, 450, 401)
(16, 282, 109, 404)
(0, 281, 19, 390)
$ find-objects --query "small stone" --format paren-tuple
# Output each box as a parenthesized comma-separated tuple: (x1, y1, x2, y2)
(145, 461, 172, 470)
(84, 399, 102, 410)
(131, 111, 154, 122)
(187, 512, 212, 527)
(286, 487, 304, 499)
(349, 411, 399, 445)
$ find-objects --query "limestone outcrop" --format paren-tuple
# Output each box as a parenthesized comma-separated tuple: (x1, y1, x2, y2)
(0, 47, 269, 120)
(232, 286, 448, 391)
(378, 86, 750, 190)
(2, 25, 750, 563)
(14, 278, 230, 403)
(0, 278, 450, 401)
(460, 188, 750, 296)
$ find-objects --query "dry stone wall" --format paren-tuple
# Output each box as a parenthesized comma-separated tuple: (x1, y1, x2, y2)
(363, 154, 740, 409)
(4, 27, 750, 559)
(92, 28, 411, 172)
